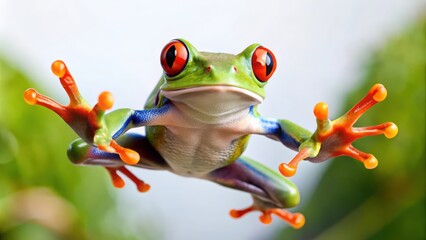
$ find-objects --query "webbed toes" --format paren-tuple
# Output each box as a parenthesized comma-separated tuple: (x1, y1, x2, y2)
(330, 85, 397, 168)
(230, 205, 305, 228)
(106, 166, 150, 193)
(24, 60, 90, 125)
(266, 209, 305, 229)
(280, 84, 398, 175)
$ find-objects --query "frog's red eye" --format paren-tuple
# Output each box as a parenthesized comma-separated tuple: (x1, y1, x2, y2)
(160, 40, 189, 77)
(251, 46, 276, 82)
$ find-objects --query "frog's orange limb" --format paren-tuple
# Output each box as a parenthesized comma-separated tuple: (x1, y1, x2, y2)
(106, 166, 150, 192)
(24, 60, 90, 123)
(329, 84, 397, 169)
(280, 84, 398, 177)
(230, 205, 305, 228)
(24, 60, 141, 165)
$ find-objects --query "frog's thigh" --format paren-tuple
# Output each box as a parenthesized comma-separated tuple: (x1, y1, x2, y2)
(208, 156, 300, 209)
(67, 133, 170, 170)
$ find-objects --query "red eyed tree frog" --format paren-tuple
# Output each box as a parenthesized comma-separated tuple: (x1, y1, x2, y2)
(24, 39, 398, 228)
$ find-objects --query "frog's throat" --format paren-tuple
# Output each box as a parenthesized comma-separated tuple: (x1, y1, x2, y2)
(161, 85, 263, 118)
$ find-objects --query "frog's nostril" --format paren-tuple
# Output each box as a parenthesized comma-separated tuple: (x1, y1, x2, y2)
(233, 66, 238, 72)
(206, 66, 212, 73)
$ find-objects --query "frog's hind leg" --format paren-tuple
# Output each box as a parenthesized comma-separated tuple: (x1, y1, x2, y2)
(206, 157, 305, 228)
(68, 133, 169, 192)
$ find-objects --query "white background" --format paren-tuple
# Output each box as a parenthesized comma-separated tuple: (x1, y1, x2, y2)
(1, 1, 424, 239)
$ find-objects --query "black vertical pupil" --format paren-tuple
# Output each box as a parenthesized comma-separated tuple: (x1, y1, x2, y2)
(166, 45, 177, 68)
(265, 52, 274, 76)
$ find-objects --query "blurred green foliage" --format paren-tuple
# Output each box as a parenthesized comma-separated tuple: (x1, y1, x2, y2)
(0, 58, 148, 239)
(275, 17, 425, 240)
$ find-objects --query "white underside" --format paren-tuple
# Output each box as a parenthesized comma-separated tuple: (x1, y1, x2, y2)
(153, 86, 263, 176)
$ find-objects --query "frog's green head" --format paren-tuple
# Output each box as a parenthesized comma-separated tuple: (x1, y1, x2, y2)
(159, 39, 277, 118)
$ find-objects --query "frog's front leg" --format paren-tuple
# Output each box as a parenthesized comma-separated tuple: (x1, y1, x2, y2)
(23, 60, 141, 163)
(24, 60, 169, 164)
(24, 60, 171, 191)
(207, 157, 305, 228)
(282, 84, 398, 176)
(258, 84, 398, 177)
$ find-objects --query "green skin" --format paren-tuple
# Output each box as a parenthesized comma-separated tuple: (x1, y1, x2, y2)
(71, 39, 306, 209)
(26, 39, 396, 226)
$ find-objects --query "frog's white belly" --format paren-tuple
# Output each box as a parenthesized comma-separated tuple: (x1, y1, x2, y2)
(148, 104, 254, 177)
(148, 86, 263, 177)
(155, 126, 246, 176)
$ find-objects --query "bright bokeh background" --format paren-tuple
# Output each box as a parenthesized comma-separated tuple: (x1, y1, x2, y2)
(1, 1, 424, 239)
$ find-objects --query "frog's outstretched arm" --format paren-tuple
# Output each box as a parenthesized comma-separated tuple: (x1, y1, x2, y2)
(24, 60, 171, 190)
(254, 84, 398, 177)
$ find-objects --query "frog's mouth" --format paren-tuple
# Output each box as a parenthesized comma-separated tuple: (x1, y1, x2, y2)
(162, 85, 263, 117)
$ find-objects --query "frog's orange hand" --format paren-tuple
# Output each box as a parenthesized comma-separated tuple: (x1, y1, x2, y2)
(24, 60, 140, 165)
(279, 84, 398, 177)
(230, 205, 305, 229)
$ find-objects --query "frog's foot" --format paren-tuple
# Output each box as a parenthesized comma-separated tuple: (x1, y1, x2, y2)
(106, 166, 150, 192)
(279, 84, 398, 177)
(24, 60, 140, 165)
(24, 60, 89, 122)
(230, 205, 305, 228)
(24, 60, 103, 125)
